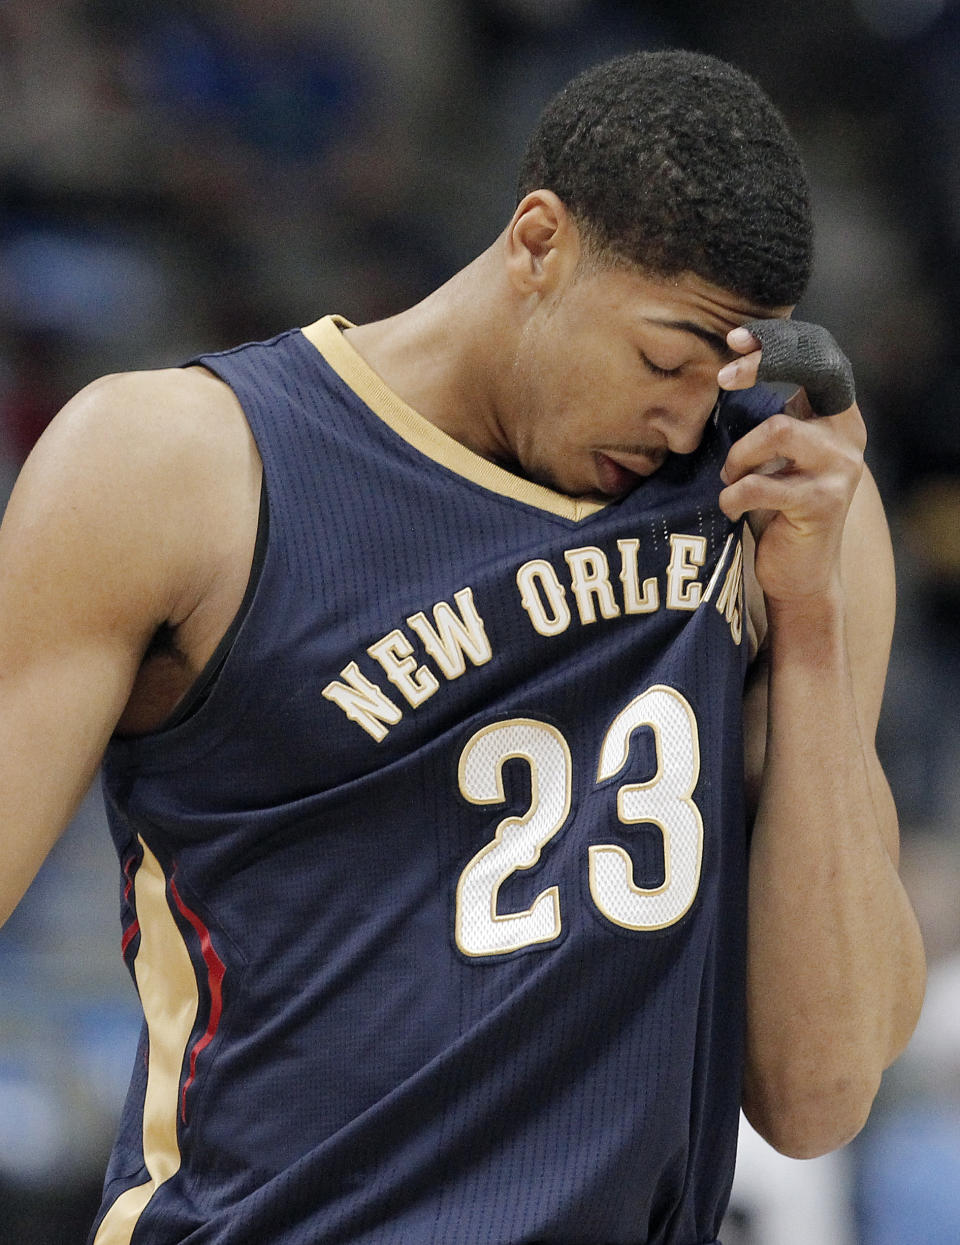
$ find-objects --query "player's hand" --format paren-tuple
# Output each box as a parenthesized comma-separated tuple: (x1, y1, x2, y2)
(715, 320, 866, 606)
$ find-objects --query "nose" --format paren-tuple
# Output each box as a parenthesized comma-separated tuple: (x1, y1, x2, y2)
(647, 394, 718, 456)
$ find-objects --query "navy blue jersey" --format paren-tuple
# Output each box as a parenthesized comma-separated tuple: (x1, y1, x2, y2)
(93, 317, 781, 1245)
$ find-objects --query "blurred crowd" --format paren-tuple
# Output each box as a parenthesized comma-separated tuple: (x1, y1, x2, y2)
(1, 1, 958, 1240)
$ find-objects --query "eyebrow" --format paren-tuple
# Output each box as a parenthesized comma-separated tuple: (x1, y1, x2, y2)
(641, 317, 737, 361)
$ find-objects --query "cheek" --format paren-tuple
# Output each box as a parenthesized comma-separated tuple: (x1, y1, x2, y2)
(514, 328, 640, 451)
(517, 344, 571, 423)
(550, 346, 619, 407)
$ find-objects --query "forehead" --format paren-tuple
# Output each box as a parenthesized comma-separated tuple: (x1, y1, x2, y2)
(572, 264, 790, 346)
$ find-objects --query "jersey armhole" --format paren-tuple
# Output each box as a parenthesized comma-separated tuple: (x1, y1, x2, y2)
(743, 520, 767, 663)
(159, 476, 270, 732)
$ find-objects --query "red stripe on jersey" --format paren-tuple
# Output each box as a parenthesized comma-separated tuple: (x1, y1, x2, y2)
(123, 854, 137, 901)
(121, 919, 140, 957)
(121, 854, 141, 959)
(168, 873, 226, 1124)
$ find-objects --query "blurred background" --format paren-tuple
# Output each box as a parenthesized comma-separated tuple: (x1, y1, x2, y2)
(0, 1, 958, 1240)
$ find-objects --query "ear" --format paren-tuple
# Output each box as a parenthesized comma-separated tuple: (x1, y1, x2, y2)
(504, 190, 582, 297)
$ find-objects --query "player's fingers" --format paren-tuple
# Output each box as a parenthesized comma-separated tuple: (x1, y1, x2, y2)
(719, 471, 791, 522)
(717, 327, 762, 392)
(718, 464, 848, 524)
(742, 318, 856, 416)
(721, 411, 863, 487)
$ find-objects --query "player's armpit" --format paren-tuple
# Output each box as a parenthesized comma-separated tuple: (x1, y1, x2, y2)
(0, 367, 259, 927)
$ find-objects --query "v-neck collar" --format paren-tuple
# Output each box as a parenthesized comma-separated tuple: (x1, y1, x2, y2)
(301, 315, 610, 522)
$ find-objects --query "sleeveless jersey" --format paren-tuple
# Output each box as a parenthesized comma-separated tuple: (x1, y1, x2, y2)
(93, 316, 781, 1245)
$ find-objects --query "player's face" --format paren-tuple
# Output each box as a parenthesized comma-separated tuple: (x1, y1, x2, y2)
(503, 264, 788, 499)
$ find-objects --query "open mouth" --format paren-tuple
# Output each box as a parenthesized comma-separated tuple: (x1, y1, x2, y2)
(594, 450, 666, 496)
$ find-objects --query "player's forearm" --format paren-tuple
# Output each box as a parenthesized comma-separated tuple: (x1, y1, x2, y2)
(742, 592, 925, 1157)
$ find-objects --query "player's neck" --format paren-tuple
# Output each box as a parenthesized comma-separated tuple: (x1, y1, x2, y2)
(342, 248, 517, 467)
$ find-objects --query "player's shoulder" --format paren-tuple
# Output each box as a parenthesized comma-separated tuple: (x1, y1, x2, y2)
(25, 363, 257, 508)
(6, 362, 260, 588)
(58, 363, 246, 454)
(0, 362, 263, 651)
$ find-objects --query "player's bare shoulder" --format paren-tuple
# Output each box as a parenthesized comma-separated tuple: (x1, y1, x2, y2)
(15, 364, 257, 590)
(55, 363, 256, 495)
(0, 363, 262, 731)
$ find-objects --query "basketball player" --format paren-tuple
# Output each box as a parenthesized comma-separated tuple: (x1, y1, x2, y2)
(0, 50, 924, 1245)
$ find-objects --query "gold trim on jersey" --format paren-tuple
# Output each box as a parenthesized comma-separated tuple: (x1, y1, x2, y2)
(94, 839, 198, 1244)
(301, 315, 608, 522)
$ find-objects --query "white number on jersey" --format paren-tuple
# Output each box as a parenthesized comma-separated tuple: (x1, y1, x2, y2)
(454, 686, 704, 956)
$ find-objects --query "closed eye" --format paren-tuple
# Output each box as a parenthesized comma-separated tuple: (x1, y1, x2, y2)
(641, 353, 683, 379)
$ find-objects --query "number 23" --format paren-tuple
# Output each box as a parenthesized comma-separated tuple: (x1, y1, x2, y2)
(455, 685, 704, 957)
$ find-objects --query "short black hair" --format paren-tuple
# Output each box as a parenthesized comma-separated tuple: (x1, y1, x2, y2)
(516, 50, 812, 308)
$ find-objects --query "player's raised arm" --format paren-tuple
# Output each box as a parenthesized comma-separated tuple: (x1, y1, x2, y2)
(0, 366, 261, 927)
(721, 324, 926, 1157)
